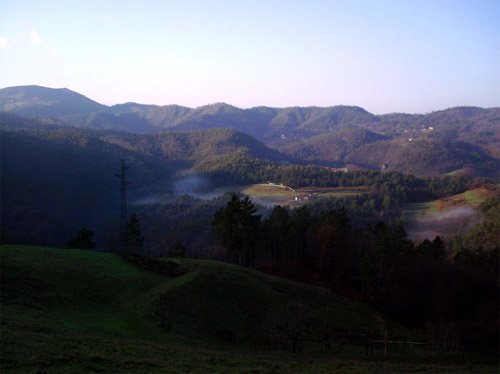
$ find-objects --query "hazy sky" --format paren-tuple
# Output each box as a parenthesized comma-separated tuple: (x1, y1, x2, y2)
(1, 0, 499, 113)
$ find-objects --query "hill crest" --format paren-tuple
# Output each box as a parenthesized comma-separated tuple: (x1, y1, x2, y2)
(0, 85, 106, 117)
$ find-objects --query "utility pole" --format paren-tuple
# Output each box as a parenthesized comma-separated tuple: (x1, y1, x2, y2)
(115, 159, 131, 235)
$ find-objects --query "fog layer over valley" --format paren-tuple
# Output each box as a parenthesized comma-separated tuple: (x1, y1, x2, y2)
(407, 206, 481, 242)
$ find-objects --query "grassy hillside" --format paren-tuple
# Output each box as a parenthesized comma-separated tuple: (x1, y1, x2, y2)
(2, 245, 497, 373)
(1, 246, 167, 340)
(403, 187, 497, 220)
(402, 187, 498, 240)
(1, 245, 393, 344)
(238, 184, 372, 207)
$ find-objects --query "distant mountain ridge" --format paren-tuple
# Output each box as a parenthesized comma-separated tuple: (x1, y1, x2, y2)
(1, 85, 498, 134)
(0, 85, 106, 117)
(1, 85, 499, 176)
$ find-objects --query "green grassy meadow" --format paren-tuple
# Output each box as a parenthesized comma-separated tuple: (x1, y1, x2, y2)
(402, 187, 495, 221)
(240, 184, 299, 204)
(401, 188, 498, 240)
(1, 245, 498, 373)
(240, 184, 371, 207)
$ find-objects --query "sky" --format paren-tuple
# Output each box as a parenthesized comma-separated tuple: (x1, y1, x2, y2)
(1, 0, 499, 114)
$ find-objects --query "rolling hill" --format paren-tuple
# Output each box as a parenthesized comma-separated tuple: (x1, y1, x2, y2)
(0, 85, 106, 117)
(1, 245, 414, 373)
(343, 137, 497, 176)
(100, 127, 289, 164)
(59, 112, 158, 133)
(279, 128, 387, 165)
(2, 245, 497, 373)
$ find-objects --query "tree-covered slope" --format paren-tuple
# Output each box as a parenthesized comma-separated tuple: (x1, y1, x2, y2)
(110, 102, 192, 127)
(0, 123, 174, 247)
(279, 128, 387, 164)
(0, 85, 106, 117)
(59, 112, 158, 133)
(1, 86, 499, 177)
(344, 138, 497, 176)
(0, 114, 293, 247)
(100, 127, 290, 164)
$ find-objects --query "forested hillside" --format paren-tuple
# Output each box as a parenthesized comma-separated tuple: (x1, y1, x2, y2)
(0, 85, 106, 117)
(3, 110, 485, 250)
(1, 85, 498, 177)
(100, 127, 289, 164)
(0, 115, 292, 247)
(0, 122, 174, 247)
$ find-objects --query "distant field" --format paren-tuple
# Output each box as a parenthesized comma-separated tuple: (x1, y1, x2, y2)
(241, 184, 298, 204)
(3, 245, 497, 373)
(403, 187, 498, 241)
(240, 184, 372, 207)
(403, 187, 496, 219)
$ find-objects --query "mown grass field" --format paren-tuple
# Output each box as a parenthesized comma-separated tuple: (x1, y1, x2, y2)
(1, 245, 498, 373)
(240, 184, 372, 207)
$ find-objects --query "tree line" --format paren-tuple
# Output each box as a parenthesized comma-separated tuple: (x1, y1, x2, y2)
(197, 152, 477, 194)
(212, 194, 499, 352)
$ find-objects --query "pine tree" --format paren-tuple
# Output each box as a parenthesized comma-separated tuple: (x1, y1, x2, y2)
(120, 213, 144, 253)
(212, 194, 261, 266)
(265, 205, 290, 271)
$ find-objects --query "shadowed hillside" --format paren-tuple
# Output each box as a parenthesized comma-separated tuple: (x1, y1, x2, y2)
(0, 122, 174, 247)
(1, 85, 498, 177)
(0, 116, 292, 247)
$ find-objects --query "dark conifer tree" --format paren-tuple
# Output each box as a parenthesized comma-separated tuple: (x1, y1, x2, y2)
(120, 213, 144, 253)
(316, 207, 351, 281)
(212, 194, 261, 266)
(289, 206, 312, 268)
(264, 205, 290, 272)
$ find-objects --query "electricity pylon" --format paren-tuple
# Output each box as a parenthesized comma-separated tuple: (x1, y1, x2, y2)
(115, 159, 131, 235)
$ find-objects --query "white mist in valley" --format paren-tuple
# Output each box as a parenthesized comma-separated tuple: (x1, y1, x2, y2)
(407, 206, 481, 242)
(173, 173, 211, 195)
(131, 171, 234, 205)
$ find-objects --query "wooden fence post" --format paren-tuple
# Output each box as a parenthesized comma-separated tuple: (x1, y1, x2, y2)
(384, 329, 388, 357)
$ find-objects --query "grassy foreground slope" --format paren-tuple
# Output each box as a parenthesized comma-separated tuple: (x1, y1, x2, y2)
(1, 246, 170, 340)
(1, 245, 497, 373)
(1, 246, 388, 344)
